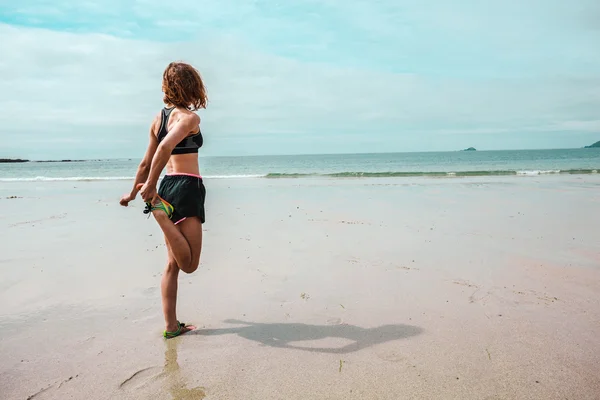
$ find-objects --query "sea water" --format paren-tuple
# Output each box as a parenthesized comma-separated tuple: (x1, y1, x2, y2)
(1, 149, 599, 181)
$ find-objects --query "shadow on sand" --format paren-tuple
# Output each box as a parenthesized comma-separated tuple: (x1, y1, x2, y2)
(190, 319, 423, 354)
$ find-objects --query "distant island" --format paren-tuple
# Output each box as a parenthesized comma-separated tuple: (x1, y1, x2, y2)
(0, 159, 88, 163)
(0, 158, 29, 163)
(462, 147, 477, 151)
(584, 141, 600, 148)
(34, 159, 87, 163)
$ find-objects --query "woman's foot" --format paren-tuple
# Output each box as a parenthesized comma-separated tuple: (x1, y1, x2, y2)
(143, 196, 175, 219)
(164, 321, 196, 339)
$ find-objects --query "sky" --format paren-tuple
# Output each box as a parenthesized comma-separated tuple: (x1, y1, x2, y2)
(1, 0, 599, 159)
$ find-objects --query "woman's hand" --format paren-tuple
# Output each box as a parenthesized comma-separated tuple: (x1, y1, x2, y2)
(139, 182, 158, 204)
(119, 192, 136, 207)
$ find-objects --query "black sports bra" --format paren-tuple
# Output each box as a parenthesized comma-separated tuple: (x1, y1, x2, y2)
(156, 107, 203, 155)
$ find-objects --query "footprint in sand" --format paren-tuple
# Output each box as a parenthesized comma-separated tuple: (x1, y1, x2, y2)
(26, 375, 80, 399)
(119, 366, 207, 399)
(119, 366, 164, 391)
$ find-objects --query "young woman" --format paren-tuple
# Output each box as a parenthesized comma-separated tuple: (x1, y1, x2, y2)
(120, 61, 207, 339)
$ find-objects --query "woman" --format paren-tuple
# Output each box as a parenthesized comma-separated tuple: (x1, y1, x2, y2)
(120, 61, 207, 339)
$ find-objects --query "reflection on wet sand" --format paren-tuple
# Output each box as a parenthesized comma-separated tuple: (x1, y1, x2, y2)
(163, 337, 206, 400)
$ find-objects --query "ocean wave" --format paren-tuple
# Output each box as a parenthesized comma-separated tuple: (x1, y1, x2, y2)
(1, 169, 598, 182)
(515, 170, 561, 175)
(266, 169, 599, 178)
(202, 174, 265, 179)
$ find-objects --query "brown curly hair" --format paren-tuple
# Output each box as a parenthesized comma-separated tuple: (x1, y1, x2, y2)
(162, 62, 208, 111)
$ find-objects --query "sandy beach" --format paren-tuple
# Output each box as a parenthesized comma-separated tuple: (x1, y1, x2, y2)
(1, 174, 599, 399)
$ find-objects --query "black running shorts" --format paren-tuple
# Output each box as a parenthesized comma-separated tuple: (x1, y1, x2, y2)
(157, 174, 206, 224)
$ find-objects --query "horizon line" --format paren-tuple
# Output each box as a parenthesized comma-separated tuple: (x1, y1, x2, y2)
(2, 146, 599, 162)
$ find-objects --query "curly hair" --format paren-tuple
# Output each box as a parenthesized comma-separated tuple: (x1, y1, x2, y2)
(162, 62, 208, 111)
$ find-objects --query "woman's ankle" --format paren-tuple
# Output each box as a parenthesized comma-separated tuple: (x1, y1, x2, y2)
(165, 321, 180, 332)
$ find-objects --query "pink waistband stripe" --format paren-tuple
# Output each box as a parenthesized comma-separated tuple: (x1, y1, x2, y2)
(166, 173, 202, 178)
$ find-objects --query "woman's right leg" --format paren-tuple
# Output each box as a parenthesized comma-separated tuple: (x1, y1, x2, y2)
(175, 217, 203, 274)
(152, 206, 203, 273)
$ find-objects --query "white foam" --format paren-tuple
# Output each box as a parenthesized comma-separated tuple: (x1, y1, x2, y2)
(516, 170, 561, 176)
(202, 174, 265, 179)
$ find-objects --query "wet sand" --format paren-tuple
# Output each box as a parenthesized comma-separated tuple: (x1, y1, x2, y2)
(1, 175, 599, 399)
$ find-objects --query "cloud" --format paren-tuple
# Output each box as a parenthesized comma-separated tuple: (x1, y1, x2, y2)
(0, 1, 599, 158)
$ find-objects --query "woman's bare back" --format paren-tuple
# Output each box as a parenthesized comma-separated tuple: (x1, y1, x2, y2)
(152, 107, 202, 176)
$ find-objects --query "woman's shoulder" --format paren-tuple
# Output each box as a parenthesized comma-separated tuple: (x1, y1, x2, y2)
(175, 108, 201, 125)
(149, 111, 162, 131)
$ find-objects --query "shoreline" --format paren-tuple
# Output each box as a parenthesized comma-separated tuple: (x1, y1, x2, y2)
(0, 168, 599, 182)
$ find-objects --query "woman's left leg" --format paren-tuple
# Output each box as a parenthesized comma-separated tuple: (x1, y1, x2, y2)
(161, 217, 202, 336)
(162, 237, 182, 334)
